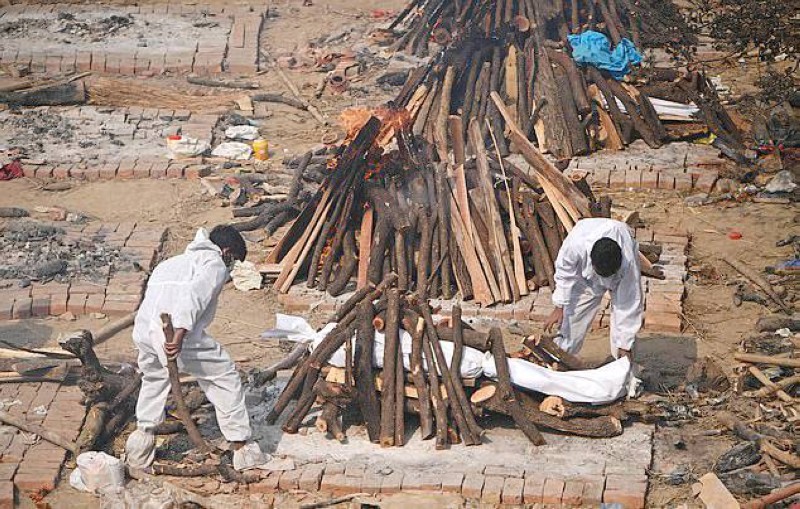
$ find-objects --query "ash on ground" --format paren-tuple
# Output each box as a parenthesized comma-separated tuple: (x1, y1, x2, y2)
(0, 219, 137, 285)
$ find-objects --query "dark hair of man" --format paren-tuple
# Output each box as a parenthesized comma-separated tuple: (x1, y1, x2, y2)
(209, 225, 247, 262)
(590, 237, 622, 277)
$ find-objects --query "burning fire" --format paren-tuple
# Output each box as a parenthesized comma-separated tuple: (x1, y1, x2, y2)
(339, 107, 412, 143)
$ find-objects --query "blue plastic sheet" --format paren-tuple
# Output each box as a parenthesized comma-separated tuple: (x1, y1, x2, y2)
(567, 30, 642, 80)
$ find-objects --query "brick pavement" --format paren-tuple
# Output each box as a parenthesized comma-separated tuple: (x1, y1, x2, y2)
(0, 382, 87, 498)
(238, 461, 648, 508)
(0, 221, 167, 322)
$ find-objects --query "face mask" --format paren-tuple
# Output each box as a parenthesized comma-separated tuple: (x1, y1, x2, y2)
(222, 251, 236, 270)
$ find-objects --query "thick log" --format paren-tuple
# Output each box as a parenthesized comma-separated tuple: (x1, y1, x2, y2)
(403, 314, 434, 439)
(434, 67, 455, 163)
(435, 326, 492, 352)
(380, 289, 401, 446)
(367, 217, 392, 286)
(435, 165, 454, 299)
(734, 354, 800, 369)
(394, 336, 406, 446)
(417, 301, 481, 445)
(547, 49, 591, 116)
(473, 384, 624, 438)
(1, 80, 86, 106)
(328, 228, 358, 296)
(422, 325, 449, 449)
(355, 301, 381, 442)
(535, 201, 563, 263)
(604, 76, 661, 148)
(755, 315, 800, 332)
(356, 206, 374, 289)
(316, 401, 345, 442)
(488, 329, 545, 445)
(586, 67, 632, 144)
(450, 305, 464, 383)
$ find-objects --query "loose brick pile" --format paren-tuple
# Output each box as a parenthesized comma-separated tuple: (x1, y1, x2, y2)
(0, 221, 167, 321)
(243, 462, 647, 508)
(278, 227, 690, 335)
(0, 382, 86, 503)
(0, 3, 264, 76)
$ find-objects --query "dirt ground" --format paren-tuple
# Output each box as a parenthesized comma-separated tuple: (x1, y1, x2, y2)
(1, 0, 798, 506)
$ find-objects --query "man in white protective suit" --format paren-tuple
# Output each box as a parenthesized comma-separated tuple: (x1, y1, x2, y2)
(125, 225, 269, 471)
(543, 218, 643, 359)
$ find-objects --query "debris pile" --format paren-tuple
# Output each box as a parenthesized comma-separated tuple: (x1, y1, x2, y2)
(267, 283, 648, 448)
(0, 219, 133, 284)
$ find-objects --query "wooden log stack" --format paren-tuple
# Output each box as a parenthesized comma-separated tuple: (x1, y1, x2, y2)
(267, 290, 632, 447)
(386, 0, 744, 158)
(265, 94, 605, 304)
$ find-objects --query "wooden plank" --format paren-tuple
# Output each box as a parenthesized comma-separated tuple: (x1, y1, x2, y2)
(276, 191, 334, 292)
(447, 189, 496, 306)
(356, 207, 374, 289)
(487, 122, 528, 297)
(588, 84, 623, 150)
(470, 120, 516, 302)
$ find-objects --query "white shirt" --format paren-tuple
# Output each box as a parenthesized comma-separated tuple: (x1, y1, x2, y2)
(133, 229, 229, 358)
(552, 218, 643, 350)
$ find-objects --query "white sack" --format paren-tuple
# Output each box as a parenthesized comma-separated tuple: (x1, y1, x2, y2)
(72, 452, 125, 493)
(231, 260, 262, 291)
(482, 355, 632, 404)
(225, 125, 260, 141)
(211, 142, 252, 160)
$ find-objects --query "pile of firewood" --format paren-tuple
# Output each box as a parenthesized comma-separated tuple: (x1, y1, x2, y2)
(267, 281, 649, 447)
(382, 0, 744, 158)
(265, 92, 666, 303)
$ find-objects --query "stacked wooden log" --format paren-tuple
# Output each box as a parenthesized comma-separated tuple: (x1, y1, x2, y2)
(266, 94, 611, 303)
(386, 0, 744, 158)
(267, 287, 640, 447)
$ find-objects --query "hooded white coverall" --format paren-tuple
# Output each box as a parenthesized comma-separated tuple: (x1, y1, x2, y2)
(131, 229, 251, 443)
(552, 218, 643, 357)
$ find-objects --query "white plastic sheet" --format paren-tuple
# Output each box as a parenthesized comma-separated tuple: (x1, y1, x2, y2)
(266, 314, 634, 404)
(211, 141, 252, 160)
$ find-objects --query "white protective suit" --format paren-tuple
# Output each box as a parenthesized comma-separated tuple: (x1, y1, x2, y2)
(127, 229, 251, 467)
(552, 218, 643, 357)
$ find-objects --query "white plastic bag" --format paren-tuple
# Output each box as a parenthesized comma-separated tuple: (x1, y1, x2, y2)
(167, 136, 209, 158)
(72, 452, 125, 492)
(211, 142, 252, 160)
(231, 260, 262, 291)
(225, 125, 260, 141)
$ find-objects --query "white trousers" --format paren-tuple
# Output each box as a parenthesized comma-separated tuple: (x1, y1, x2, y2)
(135, 335, 251, 442)
(555, 282, 606, 356)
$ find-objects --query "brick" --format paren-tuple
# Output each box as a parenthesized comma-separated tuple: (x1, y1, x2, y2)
(249, 475, 279, 493)
(14, 468, 59, 492)
(0, 464, 18, 482)
(102, 300, 139, 314)
(99, 163, 118, 180)
(0, 480, 12, 509)
(419, 473, 441, 491)
(674, 173, 693, 191)
(361, 474, 382, 494)
(34, 166, 53, 179)
(11, 298, 31, 320)
(0, 299, 13, 321)
(31, 297, 50, 318)
(603, 487, 646, 509)
(625, 169, 642, 189)
(166, 164, 185, 178)
(640, 170, 659, 189)
(67, 293, 87, 315)
(185, 165, 211, 179)
(441, 472, 463, 493)
(344, 463, 365, 478)
(379, 471, 404, 494)
(502, 476, 524, 505)
(644, 311, 682, 333)
(657, 173, 675, 190)
(298, 464, 324, 491)
(277, 468, 300, 490)
(84, 294, 106, 314)
(542, 478, 564, 505)
(132, 160, 152, 179)
(481, 475, 504, 504)
(523, 476, 545, 504)
(581, 478, 605, 505)
(561, 479, 584, 507)
(90, 52, 106, 72)
(401, 472, 424, 491)
(320, 473, 345, 492)
(485, 466, 524, 478)
(609, 170, 627, 189)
